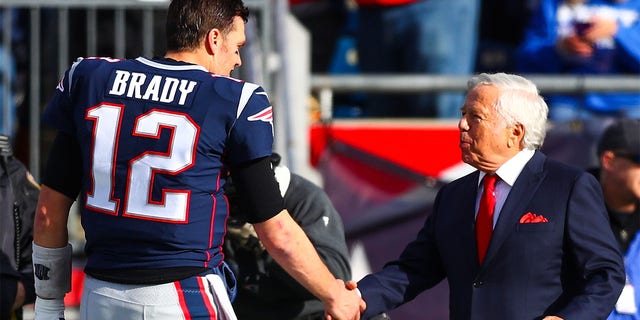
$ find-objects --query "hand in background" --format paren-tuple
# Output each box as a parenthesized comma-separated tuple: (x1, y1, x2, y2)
(557, 35, 594, 56)
(581, 17, 618, 43)
(12, 281, 26, 310)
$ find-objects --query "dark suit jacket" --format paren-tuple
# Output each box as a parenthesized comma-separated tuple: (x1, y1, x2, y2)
(359, 151, 625, 320)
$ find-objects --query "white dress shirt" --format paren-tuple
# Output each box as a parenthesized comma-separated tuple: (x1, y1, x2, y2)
(475, 149, 536, 228)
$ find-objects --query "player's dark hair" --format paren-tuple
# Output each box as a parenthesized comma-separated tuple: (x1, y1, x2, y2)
(166, 0, 249, 51)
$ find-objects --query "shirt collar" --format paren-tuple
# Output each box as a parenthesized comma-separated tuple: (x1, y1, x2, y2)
(478, 149, 536, 187)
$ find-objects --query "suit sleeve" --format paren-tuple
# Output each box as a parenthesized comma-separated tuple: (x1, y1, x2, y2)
(358, 187, 448, 319)
(556, 172, 626, 319)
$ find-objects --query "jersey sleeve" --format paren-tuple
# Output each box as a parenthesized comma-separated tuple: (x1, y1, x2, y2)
(226, 82, 274, 166)
(41, 58, 85, 135)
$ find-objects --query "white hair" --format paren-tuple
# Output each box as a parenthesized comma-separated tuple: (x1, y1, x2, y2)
(467, 73, 548, 150)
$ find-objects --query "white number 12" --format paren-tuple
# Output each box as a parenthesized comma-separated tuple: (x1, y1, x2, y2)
(85, 103, 199, 223)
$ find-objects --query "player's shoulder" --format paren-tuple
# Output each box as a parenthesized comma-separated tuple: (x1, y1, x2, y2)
(66, 56, 130, 81)
(71, 56, 126, 70)
(210, 74, 265, 93)
(206, 75, 268, 104)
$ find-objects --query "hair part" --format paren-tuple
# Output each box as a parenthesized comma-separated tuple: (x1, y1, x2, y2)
(166, 0, 249, 51)
(468, 73, 549, 150)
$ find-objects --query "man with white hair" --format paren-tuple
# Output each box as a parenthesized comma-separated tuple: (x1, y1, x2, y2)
(355, 73, 626, 320)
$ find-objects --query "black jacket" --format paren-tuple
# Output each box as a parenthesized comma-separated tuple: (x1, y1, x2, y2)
(0, 156, 40, 319)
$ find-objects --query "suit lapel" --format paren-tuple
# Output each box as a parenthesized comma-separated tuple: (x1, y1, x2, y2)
(482, 151, 547, 267)
(463, 171, 482, 271)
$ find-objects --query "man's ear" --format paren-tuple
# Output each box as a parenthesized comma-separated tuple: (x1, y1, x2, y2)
(508, 123, 525, 148)
(601, 150, 615, 171)
(206, 28, 221, 54)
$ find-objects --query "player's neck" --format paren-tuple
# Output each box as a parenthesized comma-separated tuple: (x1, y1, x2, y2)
(165, 49, 211, 71)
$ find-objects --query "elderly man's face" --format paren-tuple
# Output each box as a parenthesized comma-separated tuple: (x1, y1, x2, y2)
(458, 85, 520, 172)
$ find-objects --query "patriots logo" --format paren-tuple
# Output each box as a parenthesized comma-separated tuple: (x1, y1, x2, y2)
(247, 106, 273, 123)
(55, 78, 64, 92)
(34, 264, 51, 280)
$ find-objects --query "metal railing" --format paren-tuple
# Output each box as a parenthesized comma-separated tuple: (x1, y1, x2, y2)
(311, 74, 640, 121)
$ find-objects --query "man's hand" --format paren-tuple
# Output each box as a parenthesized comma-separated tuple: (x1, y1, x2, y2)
(324, 279, 366, 320)
(542, 316, 564, 320)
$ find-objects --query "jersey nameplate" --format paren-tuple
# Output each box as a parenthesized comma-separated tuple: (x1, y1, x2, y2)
(108, 70, 198, 106)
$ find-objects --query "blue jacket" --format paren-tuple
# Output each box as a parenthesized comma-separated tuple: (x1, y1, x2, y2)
(609, 231, 640, 320)
(516, 0, 640, 113)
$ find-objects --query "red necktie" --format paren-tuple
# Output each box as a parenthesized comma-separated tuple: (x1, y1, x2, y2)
(476, 174, 498, 264)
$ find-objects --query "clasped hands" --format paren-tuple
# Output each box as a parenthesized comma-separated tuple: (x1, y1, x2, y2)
(324, 279, 366, 320)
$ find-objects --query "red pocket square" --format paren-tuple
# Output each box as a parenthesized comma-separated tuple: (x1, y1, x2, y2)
(519, 212, 549, 224)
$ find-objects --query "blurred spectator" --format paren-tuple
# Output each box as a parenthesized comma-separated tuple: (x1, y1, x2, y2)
(0, 9, 28, 139)
(290, 0, 348, 73)
(590, 119, 640, 319)
(516, 0, 640, 122)
(476, 0, 539, 73)
(354, 0, 480, 118)
(0, 135, 40, 320)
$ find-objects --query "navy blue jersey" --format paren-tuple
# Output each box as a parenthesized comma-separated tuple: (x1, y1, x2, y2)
(42, 57, 274, 270)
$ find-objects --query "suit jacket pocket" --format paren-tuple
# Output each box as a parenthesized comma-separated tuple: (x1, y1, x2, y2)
(516, 221, 555, 232)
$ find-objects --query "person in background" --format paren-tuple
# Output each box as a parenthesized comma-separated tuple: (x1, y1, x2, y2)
(475, 0, 538, 73)
(0, 135, 40, 320)
(30, 0, 364, 319)
(225, 153, 390, 320)
(289, 0, 348, 74)
(516, 0, 640, 122)
(354, 0, 480, 118)
(591, 119, 640, 319)
(354, 72, 625, 319)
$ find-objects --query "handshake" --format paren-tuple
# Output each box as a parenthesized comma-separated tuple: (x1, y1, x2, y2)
(323, 280, 392, 320)
(322, 279, 366, 320)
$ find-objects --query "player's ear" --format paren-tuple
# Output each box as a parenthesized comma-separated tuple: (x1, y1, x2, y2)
(206, 28, 221, 54)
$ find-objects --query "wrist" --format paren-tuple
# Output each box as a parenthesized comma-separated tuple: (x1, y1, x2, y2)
(35, 296, 65, 319)
(321, 279, 344, 305)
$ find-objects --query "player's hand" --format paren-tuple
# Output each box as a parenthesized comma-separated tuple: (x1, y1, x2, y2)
(542, 316, 564, 320)
(323, 279, 365, 320)
(34, 297, 65, 320)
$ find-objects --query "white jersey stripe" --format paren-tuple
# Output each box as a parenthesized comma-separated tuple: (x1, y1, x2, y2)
(136, 57, 208, 72)
(237, 82, 260, 119)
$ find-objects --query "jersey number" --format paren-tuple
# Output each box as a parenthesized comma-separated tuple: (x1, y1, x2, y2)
(85, 104, 199, 223)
